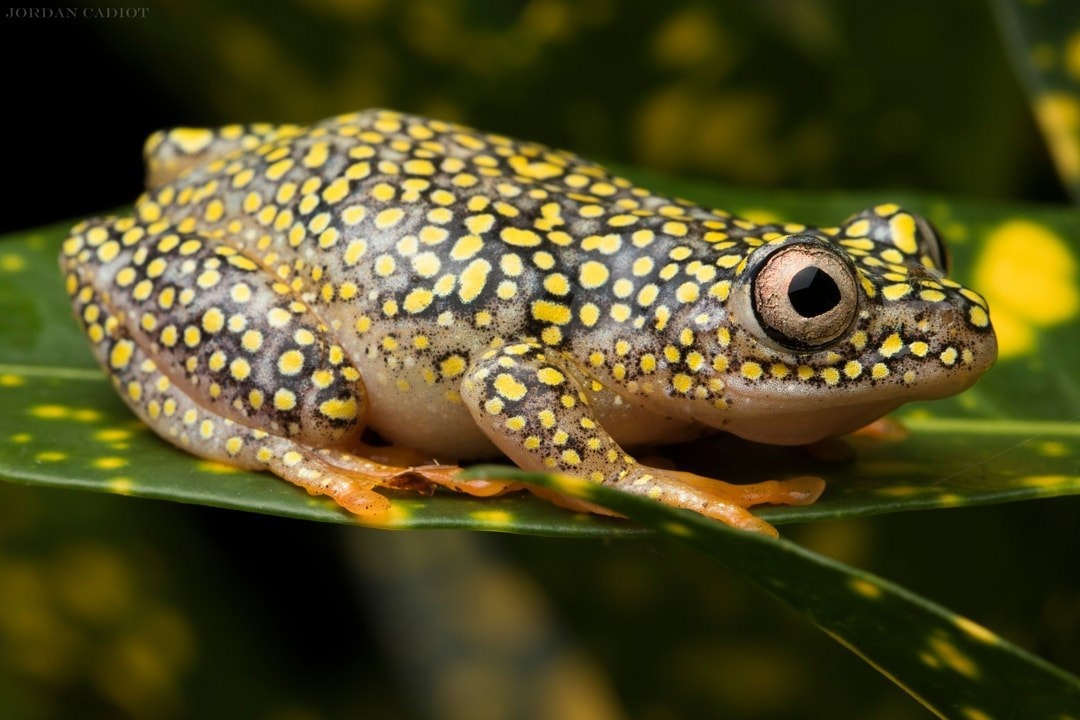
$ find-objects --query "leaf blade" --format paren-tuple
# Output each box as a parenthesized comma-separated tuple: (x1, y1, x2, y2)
(464, 465, 1080, 718)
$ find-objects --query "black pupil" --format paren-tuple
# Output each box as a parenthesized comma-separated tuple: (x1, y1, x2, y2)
(788, 266, 841, 318)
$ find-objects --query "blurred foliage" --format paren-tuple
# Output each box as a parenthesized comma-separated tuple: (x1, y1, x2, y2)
(0, 483, 410, 720)
(994, 0, 1080, 200)
(88, 0, 1060, 201)
(2, 0, 1079, 718)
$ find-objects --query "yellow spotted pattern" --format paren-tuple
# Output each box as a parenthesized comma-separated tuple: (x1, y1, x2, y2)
(61, 109, 996, 521)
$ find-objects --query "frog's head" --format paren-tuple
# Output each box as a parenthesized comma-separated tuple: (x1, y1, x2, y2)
(705, 205, 997, 445)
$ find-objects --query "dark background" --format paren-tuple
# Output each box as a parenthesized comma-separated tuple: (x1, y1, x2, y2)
(1, 2, 1076, 719)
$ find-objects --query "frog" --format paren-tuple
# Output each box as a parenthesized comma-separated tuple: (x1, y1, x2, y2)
(60, 109, 997, 536)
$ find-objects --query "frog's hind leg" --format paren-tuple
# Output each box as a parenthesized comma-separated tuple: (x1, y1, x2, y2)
(143, 122, 302, 189)
(61, 217, 513, 517)
(461, 342, 824, 536)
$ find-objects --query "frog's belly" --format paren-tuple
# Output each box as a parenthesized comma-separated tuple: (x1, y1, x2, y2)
(354, 357, 707, 461)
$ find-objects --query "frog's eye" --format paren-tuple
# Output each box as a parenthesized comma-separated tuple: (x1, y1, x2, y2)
(914, 215, 950, 274)
(750, 241, 859, 351)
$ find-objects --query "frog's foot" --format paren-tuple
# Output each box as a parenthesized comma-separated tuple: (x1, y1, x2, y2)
(461, 342, 826, 537)
(637, 469, 825, 536)
(315, 447, 521, 498)
(849, 416, 909, 441)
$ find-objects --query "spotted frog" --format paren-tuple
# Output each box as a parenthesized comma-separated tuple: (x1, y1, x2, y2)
(61, 110, 997, 536)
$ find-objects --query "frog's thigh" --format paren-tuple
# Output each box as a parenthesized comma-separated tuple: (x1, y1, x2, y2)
(65, 218, 367, 448)
(62, 218, 410, 516)
(460, 343, 822, 535)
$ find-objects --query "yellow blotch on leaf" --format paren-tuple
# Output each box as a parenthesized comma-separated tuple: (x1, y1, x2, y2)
(974, 220, 1077, 358)
(1035, 92, 1080, 182)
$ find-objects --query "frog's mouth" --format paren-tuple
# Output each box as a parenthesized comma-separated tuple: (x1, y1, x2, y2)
(722, 397, 911, 446)
(717, 351, 994, 446)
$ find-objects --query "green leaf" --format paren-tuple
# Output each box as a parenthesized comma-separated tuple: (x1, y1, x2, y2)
(3, 179, 1080, 535)
(464, 465, 1080, 717)
(993, 0, 1080, 201)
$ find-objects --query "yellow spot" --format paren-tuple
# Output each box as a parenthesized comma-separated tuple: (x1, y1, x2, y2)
(398, 288, 433, 314)
(543, 273, 570, 296)
(224, 357, 250, 381)
(35, 451, 67, 462)
(169, 127, 214, 153)
(372, 183, 396, 202)
(500, 227, 542, 247)
(967, 305, 989, 328)
(500, 254, 524, 276)
(889, 213, 918, 254)
(107, 478, 134, 494)
(320, 397, 358, 420)
(458, 259, 492, 303)
(821, 367, 840, 385)
(225, 436, 244, 456)
(276, 350, 303, 376)
(740, 362, 763, 380)
(450, 234, 483, 260)
(183, 326, 202, 347)
(462, 508, 517, 528)
(494, 373, 528, 400)
(208, 351, 227, 372)
(882, 283, 911, 301)
(109, 340, 134, 369)
(927, 633, 979, 679)
(274, 389, 297, 411)
(266, 158, 294, 181)
(672, 373, 693, 394)
(532, 300, 572, 325)
(541, 326, 562, 345)
(375, 208, 405, 229)
(93, 457, 128, 470)
(637, 284, 659, 307)
(441, 355, 467, 378)
(940, 347, 958, 366)
(242, 329, 264, 353)
(871, 363, 889, 379)
(879, 333, 904, 358)
(537, 367, 565, 386)
(954, 617, 998, 645)
(849, 578, 882, 599)
(267, 308, 291, 328)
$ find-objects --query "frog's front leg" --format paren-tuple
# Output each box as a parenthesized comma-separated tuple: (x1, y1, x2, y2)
(460, 343, 824, 536)
(60, 218, 507, 517)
